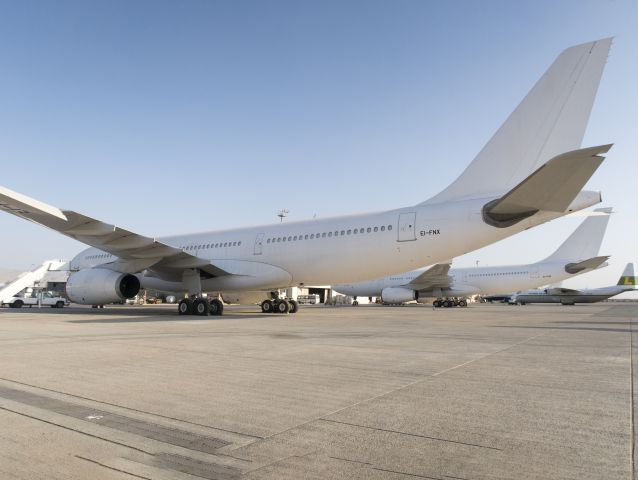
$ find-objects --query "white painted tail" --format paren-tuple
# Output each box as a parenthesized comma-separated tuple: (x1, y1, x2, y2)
(423, 38, 612, 205)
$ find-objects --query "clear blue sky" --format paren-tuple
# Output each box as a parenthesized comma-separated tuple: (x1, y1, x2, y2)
(0, 0, 636, 292)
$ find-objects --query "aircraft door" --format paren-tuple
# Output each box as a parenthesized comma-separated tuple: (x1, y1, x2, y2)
(254, 233, 265, 255)
(397, 212, 416, 242)
(530, 265, 539, 279)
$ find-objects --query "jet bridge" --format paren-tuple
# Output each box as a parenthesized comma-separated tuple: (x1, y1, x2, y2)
(0, 260, 67, 303)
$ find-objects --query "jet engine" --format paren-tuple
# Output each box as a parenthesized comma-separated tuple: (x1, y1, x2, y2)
(66, 268, 141, 305)
(380, 287, 418, 304)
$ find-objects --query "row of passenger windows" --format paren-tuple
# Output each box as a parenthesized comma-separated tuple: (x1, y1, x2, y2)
(88, 253, 113, 260)
(266, 224, 393, 244)
(180, 241, 242, 250)
(468, 271, 529, 277)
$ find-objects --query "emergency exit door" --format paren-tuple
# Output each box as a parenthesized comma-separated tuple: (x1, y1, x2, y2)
(397, 212, 416, 242)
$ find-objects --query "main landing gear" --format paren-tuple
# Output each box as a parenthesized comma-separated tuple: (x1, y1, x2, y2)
(178, 297, 224, 316)
(260, 292, 299, 315)
(433, 298, 467, 308)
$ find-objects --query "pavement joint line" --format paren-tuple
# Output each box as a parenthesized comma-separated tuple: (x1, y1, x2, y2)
(371, 466, 443, 479)
(260, 330, 549, 441)
(74, 455, 153, 480)
(0, 376, 264, 441)
(0, 405, 153, 455)
(319, 418, 501, 450)
(329, 456, 372, 466)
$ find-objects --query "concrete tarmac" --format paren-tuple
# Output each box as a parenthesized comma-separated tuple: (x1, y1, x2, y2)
(0, 302, 635, 479)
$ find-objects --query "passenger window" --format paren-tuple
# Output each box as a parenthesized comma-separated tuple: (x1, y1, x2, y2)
(388, 225, 392, 230)
(267, 239, 271, 243)
(288, 236, 292, 241)
(347, 229, 351, 235)
(294, 236, 298, 241)
(322, 233, 326, 238)
(354, 229, 358, 234)
(374, 227, 378, 232)
(381, 226, 385, 231)
(238, 241, 241, 246)
(310, 234, 315, 239)
(328, 232, 332, 237)
(367, 227, 371, 233)
(304, 234, 309, 240)
(334, 231, 338, 236)
(223, 242, 227, 247)
(341, 230, 345, 235)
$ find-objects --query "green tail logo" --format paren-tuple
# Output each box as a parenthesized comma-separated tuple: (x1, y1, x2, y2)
(618, 276, 638, 286)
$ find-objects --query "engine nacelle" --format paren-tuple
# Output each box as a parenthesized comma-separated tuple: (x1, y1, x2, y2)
(381, 287, 417, 304)
(66, 269, 141, 305)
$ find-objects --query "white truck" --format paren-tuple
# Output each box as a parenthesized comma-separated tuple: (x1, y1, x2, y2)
(1, 290, 68, 309)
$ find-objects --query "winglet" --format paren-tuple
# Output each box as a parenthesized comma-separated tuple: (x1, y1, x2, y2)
(0, 186, 67, 221)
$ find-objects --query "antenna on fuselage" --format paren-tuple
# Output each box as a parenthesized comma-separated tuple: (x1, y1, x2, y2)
(277, 209, 289, 222)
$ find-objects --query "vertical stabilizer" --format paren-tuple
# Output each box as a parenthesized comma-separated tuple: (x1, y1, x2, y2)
(543, 207, 612, 261)
(617, 263, 636, 287)
(423, 38, 612, 205)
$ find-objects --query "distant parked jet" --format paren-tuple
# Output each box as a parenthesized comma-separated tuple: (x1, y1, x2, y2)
(509, 263, 636, 305)
(334, 208, 613, 306)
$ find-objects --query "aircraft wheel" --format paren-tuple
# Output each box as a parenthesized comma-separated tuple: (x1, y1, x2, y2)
(459, 299, 467, 307)
(288, 299, 299, 314)
(275, 299, 290, 314)
(443, 300, 452, 308)
(353, 300, 359, 306)
(178, 298, 193, 315)
(261, 299, 274, 313)
(193, 298, 210, 316)
(209, 298, 224, 316)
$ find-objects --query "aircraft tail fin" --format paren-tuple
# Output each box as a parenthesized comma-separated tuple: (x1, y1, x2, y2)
(422, 38, 612, 205)
(543, 207, 612, 262)
(617, 263, 637, 287)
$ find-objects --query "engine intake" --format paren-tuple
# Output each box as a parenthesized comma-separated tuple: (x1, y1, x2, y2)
(66, 268, 141, 305)
(381, 287, 417, 304)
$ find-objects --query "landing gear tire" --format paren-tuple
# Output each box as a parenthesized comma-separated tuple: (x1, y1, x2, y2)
(459, 299, 467, 308)
(288, 299, 299, 314)
(352, 300, 359, 306)
(275, 300, 290, 314)
(209, 298, 224, 315)
(433, 300, 441, 308)
(193, 298, 210, 316)
(443, 300, 452, 308)
(261, 299, 274, 313)
(178, 298, 193, 315)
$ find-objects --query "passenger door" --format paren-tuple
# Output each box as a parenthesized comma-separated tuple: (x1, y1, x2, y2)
(254, 233, 265, 255)
(397, 212, 416, 242)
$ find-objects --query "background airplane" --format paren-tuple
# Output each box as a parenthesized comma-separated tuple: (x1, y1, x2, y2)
(0, 39, 613, 315)
(334, 207, 613, 306)
(509, 263, 636, 305)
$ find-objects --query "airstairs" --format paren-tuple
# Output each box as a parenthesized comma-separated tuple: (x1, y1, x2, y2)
(0, 260, 67, 303)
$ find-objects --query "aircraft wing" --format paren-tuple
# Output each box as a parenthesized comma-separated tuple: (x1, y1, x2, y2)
(0, 186, 230, 276)
(408, 263, 452, 289)
(564, 255, 609, 274)
(546, 287, 581, 295)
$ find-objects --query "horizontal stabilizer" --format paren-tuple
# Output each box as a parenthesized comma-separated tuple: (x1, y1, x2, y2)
(564, 256, 609, 274)
(483, 144, 611, 228)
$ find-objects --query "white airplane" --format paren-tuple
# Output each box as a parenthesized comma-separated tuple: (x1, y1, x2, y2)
(509, 263, 636, 305)
(0, 39, 613, 316)
(334, 207, 613, 306)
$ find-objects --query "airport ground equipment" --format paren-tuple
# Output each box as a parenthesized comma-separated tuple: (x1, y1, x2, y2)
(0, 39, 614, 315)
(1, 289, 68, 308)
(0, 260, 66, 305)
